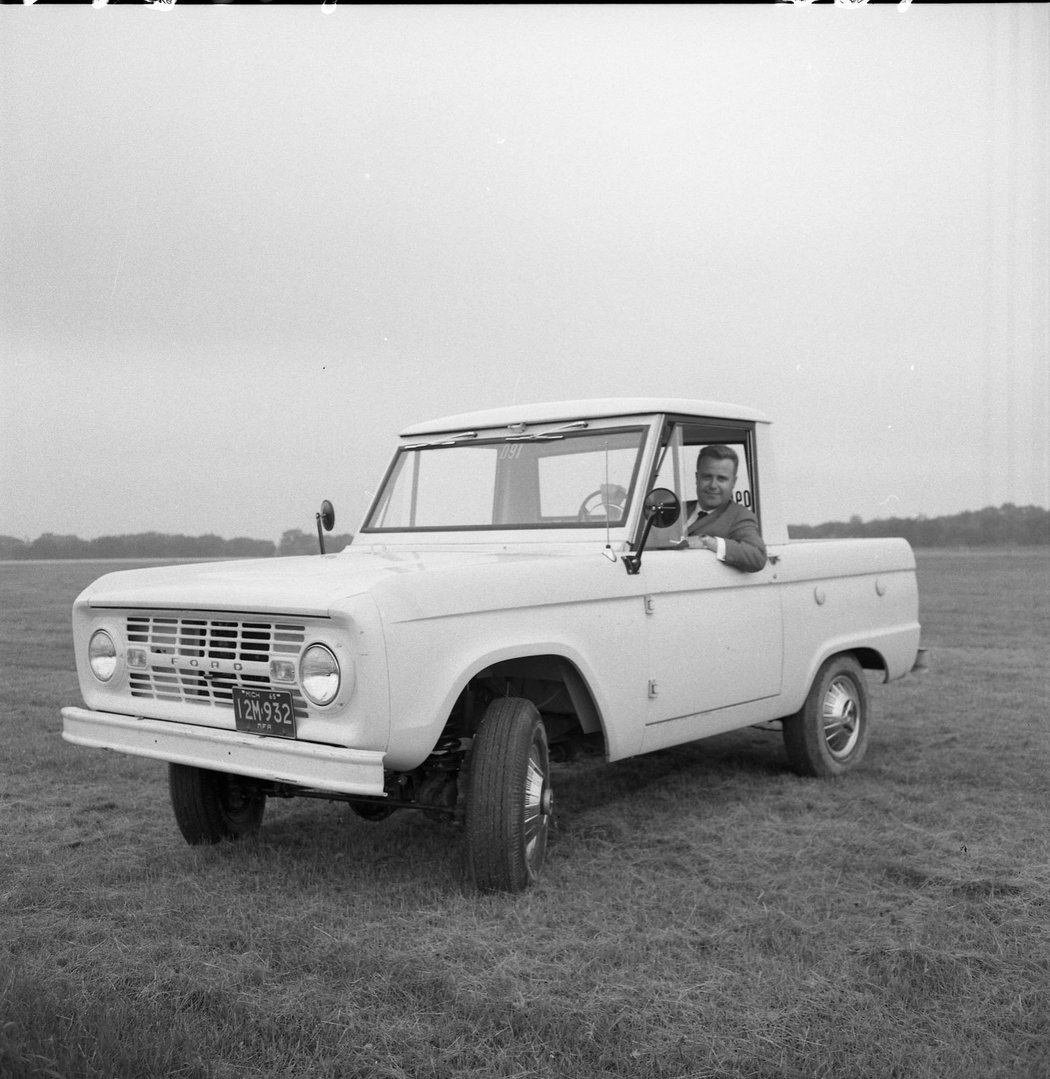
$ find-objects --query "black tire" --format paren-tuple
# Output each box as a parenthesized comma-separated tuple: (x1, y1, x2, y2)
(168, 764, 266, 844)
(464, 698, 553, 893)
(782, 655, 871, 777)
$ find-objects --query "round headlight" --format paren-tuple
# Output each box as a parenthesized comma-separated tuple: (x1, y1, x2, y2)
(300, 644, 340, 706)
(88, 629, 118, 682)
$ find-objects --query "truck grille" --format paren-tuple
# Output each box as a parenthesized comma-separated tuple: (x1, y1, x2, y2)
(125, 614, 309, 717)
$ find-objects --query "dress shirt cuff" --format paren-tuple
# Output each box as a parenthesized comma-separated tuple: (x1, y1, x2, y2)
(714, 537, 726, 562)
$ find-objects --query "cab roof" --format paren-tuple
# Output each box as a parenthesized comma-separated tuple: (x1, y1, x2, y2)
(400, 398, 769, 437)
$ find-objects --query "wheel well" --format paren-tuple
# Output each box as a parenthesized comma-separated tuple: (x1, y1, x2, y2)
(459, 654, 606, 758)
(850, 647, 888, 677)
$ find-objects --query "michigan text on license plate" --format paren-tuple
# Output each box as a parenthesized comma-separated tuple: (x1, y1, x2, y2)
(233, 687, 297, 739)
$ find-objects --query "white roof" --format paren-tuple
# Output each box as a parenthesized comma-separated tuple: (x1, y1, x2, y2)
(400, 398, 769, 437)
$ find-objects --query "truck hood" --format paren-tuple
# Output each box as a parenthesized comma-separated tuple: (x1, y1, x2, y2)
(79, 546, 567, 618)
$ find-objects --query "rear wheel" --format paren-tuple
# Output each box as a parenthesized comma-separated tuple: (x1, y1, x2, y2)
(464, 698, 553, 893)
(782, 655, 871, 777)
(169, 764, 266, 844)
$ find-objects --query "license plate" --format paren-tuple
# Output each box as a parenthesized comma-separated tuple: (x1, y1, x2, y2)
(233, 687, 297, 739)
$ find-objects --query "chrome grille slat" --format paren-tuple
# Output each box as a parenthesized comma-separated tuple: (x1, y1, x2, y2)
(124, 614, 309, 717)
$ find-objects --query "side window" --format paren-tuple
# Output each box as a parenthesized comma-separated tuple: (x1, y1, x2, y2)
(649, 421, 759, 546)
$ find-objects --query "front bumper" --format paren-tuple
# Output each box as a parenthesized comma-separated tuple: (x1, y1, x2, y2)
(61, 707, 386, 796)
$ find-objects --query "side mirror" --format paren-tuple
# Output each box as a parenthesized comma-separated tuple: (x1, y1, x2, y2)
(316, 500, 335, 555)
(622, 488, 681, 575)
(319, 500, 335, 532)
(643, 487, 681, 529)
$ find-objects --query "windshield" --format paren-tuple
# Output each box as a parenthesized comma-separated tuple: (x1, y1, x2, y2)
(363, 426, 648, 532)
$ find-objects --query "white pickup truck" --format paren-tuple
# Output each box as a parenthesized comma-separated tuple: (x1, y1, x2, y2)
(62, 399, 923, 892)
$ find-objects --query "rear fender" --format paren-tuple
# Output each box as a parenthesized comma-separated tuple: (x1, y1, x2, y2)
(790, 629, 917, 715)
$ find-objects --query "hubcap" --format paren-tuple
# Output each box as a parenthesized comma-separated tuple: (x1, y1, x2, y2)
(523, 745, 551, 870)
(822, 676, 862, 760)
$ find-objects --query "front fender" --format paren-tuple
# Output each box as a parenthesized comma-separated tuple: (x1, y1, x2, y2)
(441, 642, 611, 749)
(380, 601, 646, 771)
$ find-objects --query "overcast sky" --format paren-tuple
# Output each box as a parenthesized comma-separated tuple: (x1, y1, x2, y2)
(1, 4, 1047, 542)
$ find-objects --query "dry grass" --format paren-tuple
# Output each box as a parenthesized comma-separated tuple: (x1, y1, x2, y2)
(1, 550, 1048, 1078)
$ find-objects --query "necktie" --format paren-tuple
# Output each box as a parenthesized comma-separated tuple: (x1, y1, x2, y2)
(688, 511, 709, 536)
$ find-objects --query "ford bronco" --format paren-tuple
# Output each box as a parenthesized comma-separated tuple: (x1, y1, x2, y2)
(62, 398, 923, 892)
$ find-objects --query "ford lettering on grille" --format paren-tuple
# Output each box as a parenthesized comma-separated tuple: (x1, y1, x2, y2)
(125, 614, 309, 717)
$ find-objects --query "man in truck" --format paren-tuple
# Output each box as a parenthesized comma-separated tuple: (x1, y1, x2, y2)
(684, 444, 767, 573)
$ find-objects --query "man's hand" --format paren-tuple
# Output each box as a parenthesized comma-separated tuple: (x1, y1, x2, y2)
(687, 536, 717, 552)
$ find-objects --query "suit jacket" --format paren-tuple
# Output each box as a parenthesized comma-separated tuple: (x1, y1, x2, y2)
(685, 499, 767, 573)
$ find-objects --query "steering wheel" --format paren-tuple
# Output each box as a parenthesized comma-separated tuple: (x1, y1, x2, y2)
(578, 485, 627, 522)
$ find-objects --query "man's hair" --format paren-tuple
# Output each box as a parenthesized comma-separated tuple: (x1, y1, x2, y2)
(697, 444, 739, 472)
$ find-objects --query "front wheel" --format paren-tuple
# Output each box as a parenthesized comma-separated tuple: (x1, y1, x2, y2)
(464, 698, 553, 893)
(782, 655, 871, 777)
(169, 764, 266, 844)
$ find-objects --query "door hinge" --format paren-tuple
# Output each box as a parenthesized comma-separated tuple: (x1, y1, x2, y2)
(644, 594, 656, 615)
(648, 679, 659, 698)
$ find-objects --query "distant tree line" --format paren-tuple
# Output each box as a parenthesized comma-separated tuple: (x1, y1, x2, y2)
(275, 529, 355, 556)
(788, 503, 1049, 547)
(1, 504, 1044, 560)
(0, 529, 358, 560)
(0, 532, 279, 561)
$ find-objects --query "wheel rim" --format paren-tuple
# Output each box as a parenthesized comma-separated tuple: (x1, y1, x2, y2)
(822, 676, 862, 760)
(523, 740, 552, 873)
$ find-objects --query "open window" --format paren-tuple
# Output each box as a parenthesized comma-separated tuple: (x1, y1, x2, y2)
(648, 419, 759, 547)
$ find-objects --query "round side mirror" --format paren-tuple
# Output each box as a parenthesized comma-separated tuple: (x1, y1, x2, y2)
(319, 500, 335, 532)
(643, 487, 681, 528)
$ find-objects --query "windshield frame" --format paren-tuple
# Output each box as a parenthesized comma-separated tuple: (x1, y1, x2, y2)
(360, 421, 652, 536)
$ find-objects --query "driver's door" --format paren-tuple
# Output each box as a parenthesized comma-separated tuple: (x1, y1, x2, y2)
(640, 421, 783, 748)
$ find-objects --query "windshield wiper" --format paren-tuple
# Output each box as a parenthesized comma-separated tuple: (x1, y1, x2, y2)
(408, 431, 479, 449)
(505, 420, 589, 442)
(409, 420, 590, 448)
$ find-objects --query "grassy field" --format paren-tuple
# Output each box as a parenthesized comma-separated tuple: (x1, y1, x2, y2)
(1, 551, 1048, 1079)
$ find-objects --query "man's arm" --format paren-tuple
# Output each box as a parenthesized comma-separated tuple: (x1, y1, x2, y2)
(721, 512, 767, 573)
(693, 505, 767, 572)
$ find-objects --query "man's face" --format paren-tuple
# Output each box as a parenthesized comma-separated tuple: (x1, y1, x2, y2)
(696, 455, 737, 511)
